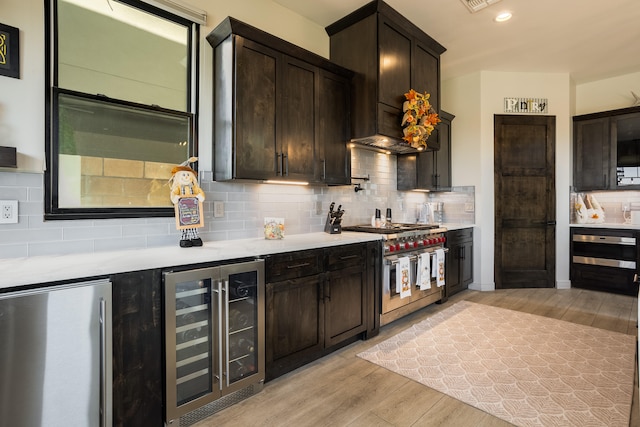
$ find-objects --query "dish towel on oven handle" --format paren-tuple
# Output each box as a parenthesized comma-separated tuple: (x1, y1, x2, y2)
(397, 256, 411, 298)
(417, 252, 431, 290)
(433, 248, 445, 287)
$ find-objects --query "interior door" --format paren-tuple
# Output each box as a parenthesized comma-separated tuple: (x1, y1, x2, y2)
(494, 115, 556, 288)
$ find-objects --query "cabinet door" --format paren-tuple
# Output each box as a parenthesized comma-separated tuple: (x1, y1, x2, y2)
(324, 266, 367, 347)
(613, 111, 640, 188)
(281, 56, 317, 180)
(574, 117, 611, 190)
(377, 17, 410, 137)
(460, 240, 473, 286)
(434, 113, 452, 189)
(265, 275, 323, 380)
(413, 40, 440, 141)
(417, 151, 436, 189)
(112, 270, 163, 427)
(318, 69, 351, 184)
(445, 243, 462, 294)
(234, 38, 278, 180)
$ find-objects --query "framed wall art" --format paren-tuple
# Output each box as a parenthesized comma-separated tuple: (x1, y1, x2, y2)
(0, 23, 20, 79)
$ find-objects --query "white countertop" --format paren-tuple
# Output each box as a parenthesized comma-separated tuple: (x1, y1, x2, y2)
(442, 223, 475, 231)
(0, 232, 382, 291)
(570, 223, 640, 230)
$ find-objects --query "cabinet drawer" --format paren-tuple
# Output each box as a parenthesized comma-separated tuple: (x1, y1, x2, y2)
(266, 250, 323, 282)
(446, 228, 473, 243)
(326, 244, 365, 271)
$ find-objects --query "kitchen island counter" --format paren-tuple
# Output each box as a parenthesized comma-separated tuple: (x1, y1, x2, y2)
(0, 232, 382, 290)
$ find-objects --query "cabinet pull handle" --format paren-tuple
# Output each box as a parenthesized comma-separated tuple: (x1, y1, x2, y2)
(322, 159, 326, 180)
(339, 255, 358, 260)
(275, 153, 282, 176)
(99, 297, 108, 427)
(223, 280, 230, 388)
(213, 282, 223, 391)
(283, 153, 289, 176)
(286, 262, 310, 269)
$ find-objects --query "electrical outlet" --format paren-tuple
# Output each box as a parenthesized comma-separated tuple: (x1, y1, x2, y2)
(0, 200, 18, 224)
(213, 201, 224, 218)
(464, 202, 475, 213)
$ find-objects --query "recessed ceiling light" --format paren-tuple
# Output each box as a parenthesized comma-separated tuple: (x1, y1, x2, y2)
(495, 12, 512, 22)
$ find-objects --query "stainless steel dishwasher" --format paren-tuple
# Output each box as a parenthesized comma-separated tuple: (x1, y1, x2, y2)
(0, 279, 112, 427)
(571, 227, 638, 295)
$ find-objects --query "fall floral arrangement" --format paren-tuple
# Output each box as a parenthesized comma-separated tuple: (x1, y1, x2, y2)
(401, 89, 441, 148)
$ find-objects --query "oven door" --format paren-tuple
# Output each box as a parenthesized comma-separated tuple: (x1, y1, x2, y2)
(382, 249, 442, 315)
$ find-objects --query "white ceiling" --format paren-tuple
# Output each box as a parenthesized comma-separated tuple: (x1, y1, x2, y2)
(273, 0, 640, 85)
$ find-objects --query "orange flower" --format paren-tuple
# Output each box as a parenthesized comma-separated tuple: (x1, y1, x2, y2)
(404, 89, 419, 101)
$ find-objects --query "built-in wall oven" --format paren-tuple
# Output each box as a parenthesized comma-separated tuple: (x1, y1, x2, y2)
(571, 227, 638, 295)
(343, 224, 447, 325)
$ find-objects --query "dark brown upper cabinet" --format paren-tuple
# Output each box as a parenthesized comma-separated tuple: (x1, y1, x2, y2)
(397, 111, 454, 191)
(573, 106, 640, 191)
(207, 18, 352, 184)
(326, 0, 446, 154)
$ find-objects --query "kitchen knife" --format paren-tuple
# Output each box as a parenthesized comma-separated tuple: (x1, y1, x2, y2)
(329, 202, 335, 215)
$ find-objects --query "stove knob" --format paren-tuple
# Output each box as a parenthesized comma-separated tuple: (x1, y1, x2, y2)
(441, 236, 447, 243)
(387, 245, 394, 252)
(439, 237, 446, 243)
(422, 239, 428, 246)
(413, 241, 419, 248)
(404, 242, 410, 250)
(395, 243, 401, 251)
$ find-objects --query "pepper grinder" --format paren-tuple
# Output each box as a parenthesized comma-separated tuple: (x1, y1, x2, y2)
(386, 208, 392, 225)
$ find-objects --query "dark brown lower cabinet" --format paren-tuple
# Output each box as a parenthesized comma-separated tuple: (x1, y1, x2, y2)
(265, 243, 373, 381)
(111, 269, 163, 427)
(445, 228, 473, 297)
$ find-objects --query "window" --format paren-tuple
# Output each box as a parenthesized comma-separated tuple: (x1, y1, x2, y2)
(45, 0, 201, 219)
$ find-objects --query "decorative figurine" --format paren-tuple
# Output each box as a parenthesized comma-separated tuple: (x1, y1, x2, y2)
(170, 157, 205, 247)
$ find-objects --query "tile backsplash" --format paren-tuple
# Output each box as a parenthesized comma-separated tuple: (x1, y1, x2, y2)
(570, 190, 640, 224)
(0, 147, 475, 259)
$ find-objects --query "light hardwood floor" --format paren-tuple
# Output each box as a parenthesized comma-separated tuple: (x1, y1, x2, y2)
(193, 288, 639, 427)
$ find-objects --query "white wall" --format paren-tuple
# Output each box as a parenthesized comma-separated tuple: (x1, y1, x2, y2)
(575, 71, 640, 115)
(443, 72, 573, 291)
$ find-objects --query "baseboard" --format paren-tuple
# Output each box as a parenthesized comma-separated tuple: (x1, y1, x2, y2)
(468, 282, 495, 292)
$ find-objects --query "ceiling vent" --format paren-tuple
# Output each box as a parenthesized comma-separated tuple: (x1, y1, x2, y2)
(459, 0, 502, 13)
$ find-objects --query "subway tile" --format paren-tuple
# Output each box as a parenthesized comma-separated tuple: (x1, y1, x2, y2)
(63, 226, 123, 240)
(94, 236, 147, 253)
(0, 243, 29, 259)
(29, 240, 94, 257)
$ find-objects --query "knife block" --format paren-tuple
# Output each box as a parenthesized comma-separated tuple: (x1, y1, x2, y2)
(324, 214, 342, 234)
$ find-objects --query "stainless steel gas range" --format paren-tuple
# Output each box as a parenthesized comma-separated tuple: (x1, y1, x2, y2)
(342, 223, 448, 326)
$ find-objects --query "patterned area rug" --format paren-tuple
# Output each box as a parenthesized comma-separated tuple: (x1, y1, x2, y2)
(358, 301, 636, 427)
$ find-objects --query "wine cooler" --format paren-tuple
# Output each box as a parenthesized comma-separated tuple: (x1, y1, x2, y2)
(163, 259, 265, 426)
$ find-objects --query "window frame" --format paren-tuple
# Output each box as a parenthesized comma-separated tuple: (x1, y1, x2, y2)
(44, 0, 200, 220)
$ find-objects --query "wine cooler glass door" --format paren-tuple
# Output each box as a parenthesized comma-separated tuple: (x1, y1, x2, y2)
(226, 270, 259, 385)
(164, 270, 220, 422)
(222, 261, 265, 392)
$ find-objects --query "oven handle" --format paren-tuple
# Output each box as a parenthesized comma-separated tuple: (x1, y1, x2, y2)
(385, 248, 449, 265)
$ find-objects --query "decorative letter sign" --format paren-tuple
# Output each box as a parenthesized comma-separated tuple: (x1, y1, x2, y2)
(504, 97, 548, 114)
